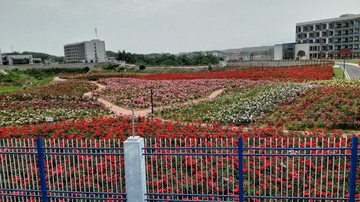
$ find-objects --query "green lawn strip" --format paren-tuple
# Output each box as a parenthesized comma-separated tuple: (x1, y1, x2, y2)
(333, 67, 344, 79)
(0, 85, 23, 94)
(334, 60, 359, 64)
(0, 75, 54, 94)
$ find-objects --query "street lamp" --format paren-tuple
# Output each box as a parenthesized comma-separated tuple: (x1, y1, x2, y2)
(130, 105, 135, 137)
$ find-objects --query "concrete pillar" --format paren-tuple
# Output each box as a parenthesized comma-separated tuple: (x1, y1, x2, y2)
(124, 136, 147, 202)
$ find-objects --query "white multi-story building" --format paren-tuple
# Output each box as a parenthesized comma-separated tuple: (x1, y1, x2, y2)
(295, 14, 360, 59)
(64, 39, 106, 63)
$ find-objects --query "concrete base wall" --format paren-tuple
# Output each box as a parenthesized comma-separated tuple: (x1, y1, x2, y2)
(227, 60, 334, 68)
(0, 63, 96, 71)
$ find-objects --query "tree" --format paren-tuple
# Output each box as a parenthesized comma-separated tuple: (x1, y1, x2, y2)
(297, 50, 306, 59)
(284, 51, 294, 60)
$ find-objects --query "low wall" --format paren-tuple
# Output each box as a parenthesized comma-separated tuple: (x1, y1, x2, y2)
(227, 60, 334, 68)
(146, 65, 208, 69)
(0, 63, 96, 70)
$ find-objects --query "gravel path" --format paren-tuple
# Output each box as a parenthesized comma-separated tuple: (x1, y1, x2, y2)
(53, 76, 67, 82)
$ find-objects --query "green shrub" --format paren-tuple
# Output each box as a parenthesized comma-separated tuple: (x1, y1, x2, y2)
(103, 64, 119, 70)
(139, 65, 146, 70)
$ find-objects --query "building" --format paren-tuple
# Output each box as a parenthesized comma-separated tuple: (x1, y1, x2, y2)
(274, 43, 296, 60)
(229, 53, 243, 61)
(64, 39, 106, 63)
(0, 55, 42, 65)
(295, 14, 360, 59)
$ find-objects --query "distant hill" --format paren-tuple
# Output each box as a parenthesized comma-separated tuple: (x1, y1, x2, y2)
(221, 46, 274, 54)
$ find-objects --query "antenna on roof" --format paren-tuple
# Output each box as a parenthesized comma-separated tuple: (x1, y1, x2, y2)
(95, 28, 98, 39)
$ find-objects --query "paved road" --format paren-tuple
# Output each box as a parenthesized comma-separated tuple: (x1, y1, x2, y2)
(335, 62, 360, 79)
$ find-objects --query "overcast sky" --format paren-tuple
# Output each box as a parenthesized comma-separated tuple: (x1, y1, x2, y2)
(0, 0, 359, 56)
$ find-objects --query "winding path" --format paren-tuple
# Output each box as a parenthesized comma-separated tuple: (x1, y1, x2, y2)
(84, 82, 224, 117)
(55, 76, 351, 137)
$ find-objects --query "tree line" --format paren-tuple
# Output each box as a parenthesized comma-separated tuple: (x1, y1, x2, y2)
(115, 50, 221, 66)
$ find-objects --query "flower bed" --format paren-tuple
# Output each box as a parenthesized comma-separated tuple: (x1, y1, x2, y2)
(155, 83, 317, 125)
(259, 84, 360, 130)
(59, 65, 333, 82)
(0, 114, 345, 139)
(93, 78, 266, 108)
(0, 80, 111, 126)
(137, 65, 333, 82)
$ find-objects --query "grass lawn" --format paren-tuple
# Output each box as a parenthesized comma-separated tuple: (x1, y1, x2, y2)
(0, 75, 54, 94)
(335, 59, 360, 64)
(333, 67, 344, 79)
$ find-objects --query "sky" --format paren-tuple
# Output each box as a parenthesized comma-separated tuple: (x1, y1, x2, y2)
(0, 0, 359, 56)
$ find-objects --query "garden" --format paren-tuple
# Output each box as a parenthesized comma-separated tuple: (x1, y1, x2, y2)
(2, 63, 360, 201)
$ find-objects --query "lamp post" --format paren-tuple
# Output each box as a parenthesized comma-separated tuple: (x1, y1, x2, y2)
(130, 105, 135, 137)
(150, 89, 154, 114)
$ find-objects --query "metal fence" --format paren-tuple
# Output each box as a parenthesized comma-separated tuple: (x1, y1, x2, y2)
(0, 138, 126, 201)
(0, 136, 359, 202)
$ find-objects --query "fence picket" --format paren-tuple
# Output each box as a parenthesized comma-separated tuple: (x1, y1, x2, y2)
(349, 136, 358, 202)
(36, 137, 48, 202)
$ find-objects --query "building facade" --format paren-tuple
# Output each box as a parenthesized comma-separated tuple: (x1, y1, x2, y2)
(295, 14, 360, 59)
(274, 43, 296, 60)
(0, 55, 42, 65)
(64, 39, 106, 63)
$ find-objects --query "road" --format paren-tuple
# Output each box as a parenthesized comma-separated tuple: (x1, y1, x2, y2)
(335, 62, 360, 79)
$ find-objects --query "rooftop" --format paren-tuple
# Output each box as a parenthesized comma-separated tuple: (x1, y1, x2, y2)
(296, 14, 360, 26)
(64, 39, 103, 47)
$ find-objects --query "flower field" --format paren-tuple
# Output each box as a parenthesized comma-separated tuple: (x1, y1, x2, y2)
(260, 81, 360, 131)
(0, 80, 111, 126)
(93, 78, 267, 108)
(60, 65, 333, 82)
(137, 65, 334, 82)
(156, 83, 317, 125)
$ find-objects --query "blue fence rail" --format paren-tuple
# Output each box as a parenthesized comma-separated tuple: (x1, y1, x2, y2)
(0, 136, 359, 202)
